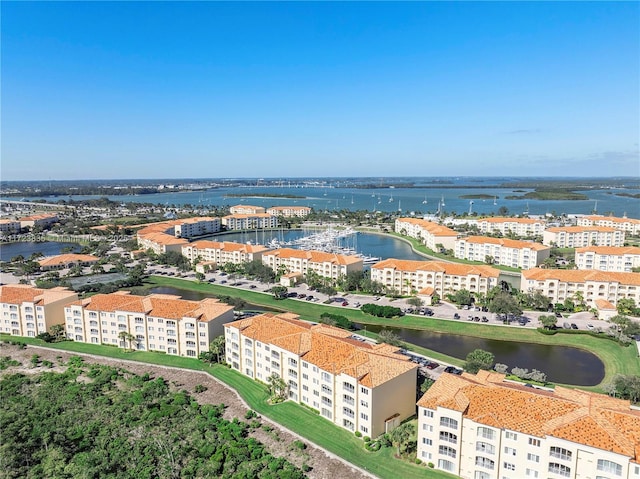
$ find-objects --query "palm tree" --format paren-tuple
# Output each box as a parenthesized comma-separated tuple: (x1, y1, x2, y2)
(266, 373, 288, 402)
(390, 422, 415, 456)
(118, 331, 136, 351)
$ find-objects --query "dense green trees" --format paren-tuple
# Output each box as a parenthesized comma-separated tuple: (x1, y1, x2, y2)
(463, 349, 495, 374)
(0, 361, 305, 479)
(361, 304, 403, 318)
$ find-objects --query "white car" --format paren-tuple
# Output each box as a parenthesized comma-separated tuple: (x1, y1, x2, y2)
(587, 323, 594, 330)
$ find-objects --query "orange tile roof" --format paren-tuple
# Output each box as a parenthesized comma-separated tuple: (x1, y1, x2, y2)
(595, 299, 616, 310)
(140, 232, 189, 246)
(523, 268, 640, 286)
(268, 206, 311, 211)
(583, 215, 640, 224)
(417, 371, 640, 458)
(265, 248, 363, 266)
(546, 226, 619, 233)
(0, 219, 20, 224)
(38, 253, 99, 267)
(223, 213, 275, 219)
(187, 240, 268, 254)
(461, 236, 549, 251)
(226, 313, 416, 387)
(0, 284, 76, 305)
(372, 259, 500, 278)
(397, 218, 457, 237)
(18, 213, 58, 221)
(576, 246, 640, 255)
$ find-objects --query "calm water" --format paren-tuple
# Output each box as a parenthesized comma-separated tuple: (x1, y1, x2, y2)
(210, 230, 426, 262)
(0, 241, 81, 262)
(358, 323, 605, 386)
(13, 177, 639, 217)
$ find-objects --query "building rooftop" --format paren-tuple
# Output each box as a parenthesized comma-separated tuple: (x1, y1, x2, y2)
(396, 217, 457, 237)
(546, 226, 619, 233)
(523, 268, 640, 285)
(372, 259, 501, 278)
(480, 217, 543, 224)
(38, 253, 100, 267)
(417, 370, 640, 459)
(0, 284, 77, 305)
(461, 235, 549, 251)
(186, 240, 269, 254)
(575, 246, 640, 255)
(265, 247, 363, 265)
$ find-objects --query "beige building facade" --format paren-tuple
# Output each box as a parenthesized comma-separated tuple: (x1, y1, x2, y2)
(182, 240, 271, 267)
(575, 246, 640, 272)
(261, 248, 363, 280)
(577, 215, 640, 235)
(229, 205, 266, 215)
(474, 217, 546, 237)
(395, 218, 458, 251)
(225, 313, 417, 437)
(454, 236, 550, 269)
(266, 206, 312, 218)
(222, 213, 278, 230)
(543, 226, 625, 247)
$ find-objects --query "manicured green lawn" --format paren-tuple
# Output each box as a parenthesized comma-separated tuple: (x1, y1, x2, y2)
(2, 334, 455, 479)
(142, 276, 640, 389)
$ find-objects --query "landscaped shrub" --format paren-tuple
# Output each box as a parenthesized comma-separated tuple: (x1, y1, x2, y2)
(355, 430, 362, 437)
(361, 303, 403, 318)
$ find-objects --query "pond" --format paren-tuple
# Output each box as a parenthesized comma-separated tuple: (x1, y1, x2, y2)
(0, 241, 81, 262)
(356, 323, 605, 386)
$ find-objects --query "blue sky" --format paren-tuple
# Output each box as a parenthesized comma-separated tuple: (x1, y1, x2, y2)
(2, 1, 638, 180)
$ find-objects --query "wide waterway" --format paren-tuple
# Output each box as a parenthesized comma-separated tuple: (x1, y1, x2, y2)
(0, 241, 81, 262)
(148, 285, 605, 386)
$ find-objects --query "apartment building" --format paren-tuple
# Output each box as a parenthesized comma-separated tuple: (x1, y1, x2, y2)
(64, 291, 234, 356)
(137, 231, 189, 254)
(474, 217, 546, 237)
(182, 240, 271, 267)
(575, 246, 640, 272)
(229, 205, 266, 215)
(0, 284, 78, 337)
(38, 253, 100, 271)
(174, 217, 221, 238)
(222, 213, 278, 230)
(417, 370, 640, 479)
(395, 218, 458, 250)
(577, 215, 640, 236)
(225, 312, 417, 437)
(521, 268, 640, 307)
(261, 248, 363, 280)
(543, 226, 625, 247)
(266, 206, 312, 218)
(0, 219, 21, 234)
(19, 213, 59, 229)
(454, 236, 550, 269)
(371, 259, 500, 297)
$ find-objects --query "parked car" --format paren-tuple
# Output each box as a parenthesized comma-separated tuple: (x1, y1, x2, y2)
(342, 301, 349, 307)
(298, 293, 306, 299)
(453, 313, 460, 319)
(220, 280, 227, 284)
(481, 316, 489, 322)
(426, 362, 439, 370)
(306, 296, 314, 301)
(587, 323, 595, 330)
(563, 322, 571, 329)
(555, 312, 563, 318)
(570, 323, 578, 330)
(444, 366, 463, 375)
(249, 284, 256, 289)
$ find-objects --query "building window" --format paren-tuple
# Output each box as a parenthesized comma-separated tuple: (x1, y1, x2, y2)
(475, 442, 495, 455)
(548, 463, 570, 477)
(477, 426, 495, 440)
(549, 447, 572, 461)
(503, 462, 515, 471)
(439, 431, 457, 444)
(597, 460, 622, 476)
(438, 446, 456, 458)
(343, 381, 355, 393)
(360, 386, 368, 395)
(504, 447, 516, 456)
(440, 417, 458, 430)
(423, 409, 434, 418)
(422, 438, 432, 446)
(438, 460, 455, 472)
(528, 438, 540, 447)
(321, 372, 331, 383)
(505, 431, 518, 440)
(474, 472, 490, 479)
(475, 457, 495, 470)
(525, 469, 538, 478)
(527, 453, 539, 463)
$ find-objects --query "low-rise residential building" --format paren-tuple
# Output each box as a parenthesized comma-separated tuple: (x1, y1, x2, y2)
(182, 240, 271, 267)
(417, 370, 640, 479)
(575, 246, 640, 272)
(261, 248, 363, 280)
(38, 253, 100, 271)
(395, 218, 458, 250)
(0, 284, 78, 337)
(64, 291, 234, 356)
(474, 217, 546, 237)
(222, 213, 278, 230)
(137, 231, 189, 254)
(577, 215, 640, 235)
(225, 312, 417, 437)
(454, 236, 550, 269)
(543, 226, 625, 247)
(229, 205, 266, 215)
(266, 206, 312, 218)
(521, 268, 640, 307)
(371, 259, 500, 297)
(19, 213, 59, 229)
(0, 219, 21, 234)
(174, 217, 221, 238)
(136, 217, 221, 254)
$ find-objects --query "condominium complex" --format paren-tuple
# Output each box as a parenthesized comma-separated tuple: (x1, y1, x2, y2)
(225, 312, 417, 437)
(64, 291, 234, 356)
(577, 215, 640, 235)
(0, 219, 21, 234)
(174, 217, 221, 238)
(543, 226, 625, 247)
(395, 218, 458, 250)
(371, 259, 500, 297)
(229, 205, 266, 215)
(417, 370, 640, 479)
(473, 217, 546, 237)
(454, 236, 550, 269)
(182, 240, 271, 266)
(0, 284, 78, 337)
(575, 246, 640, 272)
(137, 217, 221, 254)
(37, 253, 100, 271)
(521, 268, 640, 307)
(222, 213, 278, 230)
(18, 213, 59, 229)
(261, 248, 363, 280)
(266, 206, 312, 218)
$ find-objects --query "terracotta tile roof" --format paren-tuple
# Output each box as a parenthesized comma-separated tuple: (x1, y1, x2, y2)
(268, 206, 311, 211)
(140, 232, 189, 246)
(0, 219, 19, 224)
(595, 299, 616, 310)
(18, 213, 57, 221)
(38, 254, 100, 267)
(223, 213, 275, 219)
(546, 226, 619, 233)
(372, 259, 500, 278)
(418, 287, 435, 295)
(523, 268, 640, 286)
(576, 246, 640, 255)
(397, 218, 457, 237)
(187, 240, 268, 254)
(227, 313, 415, 387)
(584, 215, 640, 225)
(418, 371, 640, 458)
(461, 236, 549, 251)
(0, 284, 76, 305)
(265, 248, 363, 266)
